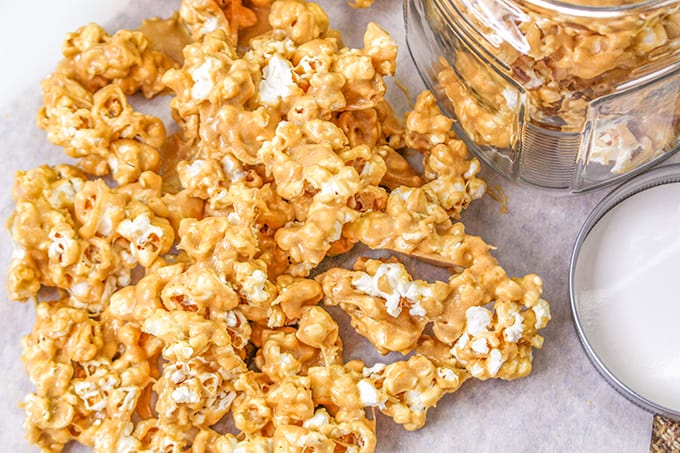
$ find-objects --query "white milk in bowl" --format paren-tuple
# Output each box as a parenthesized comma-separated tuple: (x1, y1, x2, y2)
(571, 166, 680, 419)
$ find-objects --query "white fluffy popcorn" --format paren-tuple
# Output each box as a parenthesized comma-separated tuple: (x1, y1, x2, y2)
(357, 379, 383, 408)
(532, 299, 551, 329)
(117, 214, 164, 249)
(503, 312, 525, 343)
(351, 263, 435, 318)
(191, 58, 220, 100)
(465, 306, 492, 335)
(259, 55, 295, 105)
(487, 349, 504, 376)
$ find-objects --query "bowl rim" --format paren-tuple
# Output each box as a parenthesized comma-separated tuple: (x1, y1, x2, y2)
(569, 163, 680, 421)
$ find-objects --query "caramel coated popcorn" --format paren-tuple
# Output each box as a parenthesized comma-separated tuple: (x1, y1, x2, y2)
(6, 1, 550, 452)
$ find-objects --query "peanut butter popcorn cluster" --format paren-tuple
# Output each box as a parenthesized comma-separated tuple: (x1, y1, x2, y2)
(6, 1, 550, 451)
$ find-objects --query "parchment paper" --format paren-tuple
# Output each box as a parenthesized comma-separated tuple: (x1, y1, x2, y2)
(0, 1, 675, 451)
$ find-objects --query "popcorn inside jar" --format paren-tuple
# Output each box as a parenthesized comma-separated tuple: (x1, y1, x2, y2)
(405, 0, 680, 192)
(5, 1, 551, 452)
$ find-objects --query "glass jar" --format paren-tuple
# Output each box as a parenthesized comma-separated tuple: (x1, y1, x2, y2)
(404, 0, 680, 192)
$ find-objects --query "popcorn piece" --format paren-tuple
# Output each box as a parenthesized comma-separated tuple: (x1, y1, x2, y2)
(180, 0, 258, 45)
(344, 186, 491, 269)
(160, 262, 241, 318)
(350, 261, 441, 318)
(117, 202, 175, 267)
(255, 321, 342, 382)
(178, 216, 258, 275)
(259, 55, 296, 106)
(449, 279, 550, 380)
(38, 77, 165, 184)
(142, 309, 244, 369)
(319, 258, 448, 354)
(20, 298, 157, 451)
(408, 91, 486, 217)
(58, 23, 176, 97)
(272, 275, 323, 320)
(308, 362, 366, 414)
(7, 165, 139, 309)
(155, 356, 238, 427)
(438, 55, 517, 149)
(269, 0, 329, 45)
(321, 255, 550, 385)
(180, 0, 233, 43)
(406, 91, 454, 151)
(362, 22, 397, 76)
(373, 355, 452, 430)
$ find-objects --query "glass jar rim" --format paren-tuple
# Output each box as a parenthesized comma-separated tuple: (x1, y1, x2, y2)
(524, 0, 678, 16)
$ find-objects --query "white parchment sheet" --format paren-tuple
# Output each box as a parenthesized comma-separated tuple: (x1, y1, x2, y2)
(1, 1, 674, 451)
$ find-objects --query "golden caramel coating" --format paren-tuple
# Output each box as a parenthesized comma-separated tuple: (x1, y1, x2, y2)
(319, 259, 449, 354)
(367, 355, 455, 430)
(38, 75, 166, 184)
(161, 262, 239, 316)
(319, 256, 550, 359)
(117, 200, 175, 267)
(438, 54, 517, 149)
(344, 186, 491, 269)
(269, 0, 329, 45)
(58, 23, 177, 97)
(363, 22, 397, 76)
(406, 91, 454, 152)
(498, 4, 679, 87)
(407, 91, 486, 216)
(180, 0, 260, 47)
(317, 258, 549, 431)
(180, 0, 236, 43)
(9, 166, 131, 307)
(6, 1, 552, 452)
(272, 276, 323, 320)
(155, 354, 239, 428)
(7, 163, 193, 311)
(254, 309, 343, 381)
(178, 216, 258, 273)
(20, 298, 157, 452)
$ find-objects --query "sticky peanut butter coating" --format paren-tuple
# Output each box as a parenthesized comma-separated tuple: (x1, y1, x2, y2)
(7, 1, 549, 451)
